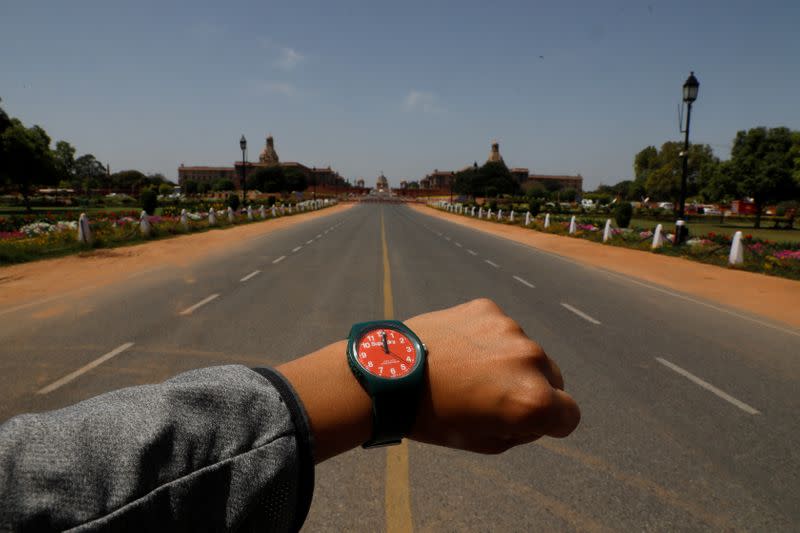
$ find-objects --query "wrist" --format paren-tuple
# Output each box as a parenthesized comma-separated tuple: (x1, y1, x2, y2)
(277, 340, 373, 463)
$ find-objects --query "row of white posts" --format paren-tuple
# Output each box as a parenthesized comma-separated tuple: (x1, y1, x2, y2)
(435, 201, 745, 266)
(77, 199, 335, 245)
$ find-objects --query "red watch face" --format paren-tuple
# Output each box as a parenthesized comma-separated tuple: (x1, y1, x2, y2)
(356, 328, 417, 379)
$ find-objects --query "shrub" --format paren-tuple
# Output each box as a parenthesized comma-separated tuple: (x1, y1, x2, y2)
(140, 189, 158, 215)
(489, 200, 498, 212)
(614, 202, 633, 228)
(267, 196, 277, 207)
(528, 199, 541, 216)
(227, 193, 240, 211)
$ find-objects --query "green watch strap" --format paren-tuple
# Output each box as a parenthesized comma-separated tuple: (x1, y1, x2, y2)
(363, 392, 420, 448)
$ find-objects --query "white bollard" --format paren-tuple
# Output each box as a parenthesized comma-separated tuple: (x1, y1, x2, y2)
(247, 205, 253, 220)
(227, 206, 235, 223)
(180, 209, 189, 230)
(729, 231, 744, 265)
(525, 211, 531, 226)
(281, 206, 286, 215)
(497, 209, 503, 221)
(209, 208, 217, 226)
(544, 213, 550, 229)
(272, 206, 277, 217)
(260, 205, 266, 219)
(140, 210, 152, 236)
(478, 207, 483, 219)
(568, 216, 576, 234)
(603, 219, 612, 243)
(651, 224, 664, 249)
(289, 206, 293, 214)
(487, 209, 493, 219)
(472, 206, 476, 217)
(77, 213, 92, 244)
(510, 211, 515, 223)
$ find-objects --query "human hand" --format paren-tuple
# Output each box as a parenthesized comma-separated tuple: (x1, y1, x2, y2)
(405, 298, 580, 454)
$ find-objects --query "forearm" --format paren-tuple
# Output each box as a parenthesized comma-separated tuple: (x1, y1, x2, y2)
(277, 340, 373, 463)
(0, 365, 313, 532)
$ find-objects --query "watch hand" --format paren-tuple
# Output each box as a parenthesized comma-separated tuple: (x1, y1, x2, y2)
(381, 332, 389, 354)
(387, 350, 410, 364)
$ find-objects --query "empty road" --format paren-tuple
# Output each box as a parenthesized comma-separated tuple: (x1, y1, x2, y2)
(1, 202, 798, 531)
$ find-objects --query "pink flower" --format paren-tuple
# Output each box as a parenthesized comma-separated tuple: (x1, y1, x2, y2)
(774, 250, 800, 261)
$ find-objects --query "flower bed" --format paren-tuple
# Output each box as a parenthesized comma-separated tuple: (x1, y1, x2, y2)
(0, 201, 335, 266)
(436, 204, 800, 280)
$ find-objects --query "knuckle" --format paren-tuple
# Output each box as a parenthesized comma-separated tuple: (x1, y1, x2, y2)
(472, 297, 500, 312)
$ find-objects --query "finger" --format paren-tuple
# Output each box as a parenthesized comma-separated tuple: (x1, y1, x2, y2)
(528, 346, 564, 390)
(543, 389, 581, 438)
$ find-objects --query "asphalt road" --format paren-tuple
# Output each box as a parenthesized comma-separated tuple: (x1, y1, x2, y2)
(1, 203, 798, 531)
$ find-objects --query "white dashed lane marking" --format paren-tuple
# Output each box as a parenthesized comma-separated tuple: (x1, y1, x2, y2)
(306, 240, 313, 245)
(561, 303, 601, 325)
(467, 249, 478, 256)
(485, 260, 500, 268)
(656, 357, 760, 415)
(37, 342, 135, 395)
(292, 246, 302, 252)
(180, 294, 220, 315)
(240, 270, 261, 282)
(513, 276, 535, 288)
(273, 255, 286, 264)
(455, 242, 463, 247)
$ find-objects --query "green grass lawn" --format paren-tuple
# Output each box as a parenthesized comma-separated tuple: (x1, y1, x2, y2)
(629, 218, 800, 243)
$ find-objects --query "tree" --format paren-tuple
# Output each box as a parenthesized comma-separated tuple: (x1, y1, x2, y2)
(729, 127, 799, 228)
(284, 167, 307, 192)
(53, 140, 76, 183)
(0, 98, 11, 134)
(158, 183, 173, 196)
(74, 154, 107, 191)
(634, 146, 658, 182)
(0, 119, 57, 211)
(249, 166, 286, 193)
(212, 179, 235, 192)
(634, 141, 719, 204)
(466, 161, 519, 198)
(524, 181, 547, 198)
(110, 170, 148, 192)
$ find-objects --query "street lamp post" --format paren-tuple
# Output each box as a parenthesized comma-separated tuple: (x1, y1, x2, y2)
(240, 135, 247, 209)
(675, 71, 699, 245)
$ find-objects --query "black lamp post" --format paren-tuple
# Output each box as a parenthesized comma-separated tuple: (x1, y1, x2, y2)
(675, 71, 699, 245)
(239, 135, 247, 209)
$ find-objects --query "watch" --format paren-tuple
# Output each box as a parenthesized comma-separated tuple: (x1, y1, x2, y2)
(346, 320, 428, 448)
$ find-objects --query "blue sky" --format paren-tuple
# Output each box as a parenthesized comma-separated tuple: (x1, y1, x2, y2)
(2, 0, 799, 189)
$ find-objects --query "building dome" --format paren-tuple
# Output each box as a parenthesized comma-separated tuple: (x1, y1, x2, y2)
(487, 141, 503, 163)
(376, 173, 389, 190)
(259, 135, 280, 165)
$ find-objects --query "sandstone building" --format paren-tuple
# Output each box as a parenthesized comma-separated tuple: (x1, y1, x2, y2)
(178, 135, 344, 189)
(419, 141, 582, 193)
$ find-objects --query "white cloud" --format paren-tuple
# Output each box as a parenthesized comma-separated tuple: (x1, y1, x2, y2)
(276, 47, 304, 69)
(404, 90, 442, 113)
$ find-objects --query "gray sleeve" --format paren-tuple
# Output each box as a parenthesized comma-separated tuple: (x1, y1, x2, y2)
(0, 365, 315, 532)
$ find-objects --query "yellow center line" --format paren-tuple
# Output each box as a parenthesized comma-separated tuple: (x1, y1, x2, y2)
(381, 209, 414, 533)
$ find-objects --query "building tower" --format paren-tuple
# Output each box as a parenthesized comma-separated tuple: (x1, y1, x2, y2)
(487, 140, 503, 163)
(376, 173, 388, 191)
(259, 135, 280, 166)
